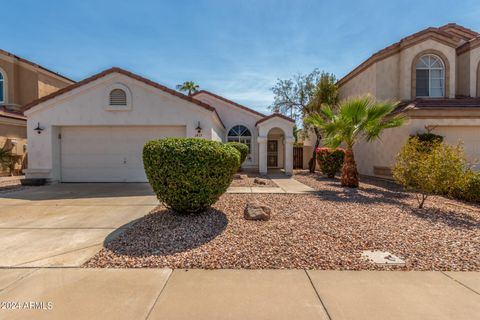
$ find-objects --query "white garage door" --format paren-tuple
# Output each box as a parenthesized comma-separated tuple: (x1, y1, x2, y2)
(434, 126, 480, 170)
(60, 126, 186, 182)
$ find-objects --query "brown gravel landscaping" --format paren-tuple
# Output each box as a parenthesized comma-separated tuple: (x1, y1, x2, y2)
(0, 176, 25, 193)
(85, 171, 480, 270)
(229, 172, 277, 187)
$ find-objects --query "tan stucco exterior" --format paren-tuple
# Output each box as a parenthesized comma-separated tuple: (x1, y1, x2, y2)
(0, 50, 73, 176)
(0, 51, 73, 109)
(337, 24, 480, 178)
(339, 39, 456, 101)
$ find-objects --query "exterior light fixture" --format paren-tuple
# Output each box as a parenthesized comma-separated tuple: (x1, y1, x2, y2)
(34, 122, 44, 134)
(195, 121, 203, 137)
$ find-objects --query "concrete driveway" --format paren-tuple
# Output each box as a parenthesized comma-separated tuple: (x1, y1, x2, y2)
(0, 183, 158, 267)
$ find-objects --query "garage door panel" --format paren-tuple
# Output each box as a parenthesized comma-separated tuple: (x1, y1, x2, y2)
(60, 126, 186, 182)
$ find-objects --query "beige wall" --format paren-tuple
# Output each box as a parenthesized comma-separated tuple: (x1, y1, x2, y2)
(339, 64, 376, 100)
(339, 39, 457, 101)
(353, 111, 480, 178)
(468, 46, 480, 97)
(0, 53, 73, 108)
(456, 50, 470, 96)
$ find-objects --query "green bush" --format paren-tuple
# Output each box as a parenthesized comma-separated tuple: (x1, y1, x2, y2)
(452, 171, 480, 202)
(227, 142, 249, 164)
(393, 138, 468, 208)
(143, 138, 240, 213)
(316, 147, 345, 178)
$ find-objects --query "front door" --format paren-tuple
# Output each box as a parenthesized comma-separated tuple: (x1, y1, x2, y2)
(267, 140, 278, 167)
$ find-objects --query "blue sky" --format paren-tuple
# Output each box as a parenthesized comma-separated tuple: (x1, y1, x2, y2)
(5, 0, 480, 113)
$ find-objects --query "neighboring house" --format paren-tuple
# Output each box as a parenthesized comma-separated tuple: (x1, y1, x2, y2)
(23, 68, 294, 183)
(0, 49, 74, 176)
(337, 23, 480, 178)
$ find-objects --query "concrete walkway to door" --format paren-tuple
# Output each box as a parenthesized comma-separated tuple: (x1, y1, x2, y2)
(0, 183, 157, 267)
(0, 268, 478, 319)
(227, 173, 315, 194)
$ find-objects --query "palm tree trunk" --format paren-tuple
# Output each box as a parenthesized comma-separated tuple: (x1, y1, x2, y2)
(341, 148, 359, 188)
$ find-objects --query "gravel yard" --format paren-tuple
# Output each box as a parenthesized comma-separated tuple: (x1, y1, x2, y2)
(0, 176, 25, 193)
(85, 171, 480, 270)
(229, 172, 277, 187)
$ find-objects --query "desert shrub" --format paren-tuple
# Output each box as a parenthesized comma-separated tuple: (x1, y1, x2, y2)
(409, 132, 443, 153)
(227, 142, 249, 164)
(143, 138, 240, 213)
(316, 147, 345, 178)
(393, 138, 469, 208)
(0, 148, 22, 176)
(452, 171, 480, 203)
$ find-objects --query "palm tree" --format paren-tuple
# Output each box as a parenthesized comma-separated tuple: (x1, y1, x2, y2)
(176, 81, 199, 96)
(305, 96, 405, 187)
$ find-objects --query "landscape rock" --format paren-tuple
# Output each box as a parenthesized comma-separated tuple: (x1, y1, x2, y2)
(253, 177, 268, 185)
(244, 202, 272, 221)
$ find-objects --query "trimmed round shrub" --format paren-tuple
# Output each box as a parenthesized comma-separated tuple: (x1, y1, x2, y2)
(316, 147, 345, 178)
(226, 142, 249, 164)
(143, 138, 240, 213)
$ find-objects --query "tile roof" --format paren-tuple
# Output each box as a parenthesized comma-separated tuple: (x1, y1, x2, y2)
(338, 24, 477, 87)
(23, 67, 226, 128)
(395, 98, 480, 112)
(255, 113, 295, 126)
(192, 90, 266, 117)
(0, 49, 75, 83)
(0, 106, 26, 121)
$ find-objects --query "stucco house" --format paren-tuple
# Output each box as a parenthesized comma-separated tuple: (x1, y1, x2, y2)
(23, 68, 294, 183)
(0, 49, 74, 176)
(337, 23, 480, 178)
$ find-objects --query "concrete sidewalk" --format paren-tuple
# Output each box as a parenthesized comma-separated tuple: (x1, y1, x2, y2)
(0, 269, 478, 320)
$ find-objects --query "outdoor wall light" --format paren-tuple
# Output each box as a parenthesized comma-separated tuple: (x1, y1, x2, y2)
(196, 121, 202, 133)
(195, 121, 203, 138)
(34, 122, 44, 134)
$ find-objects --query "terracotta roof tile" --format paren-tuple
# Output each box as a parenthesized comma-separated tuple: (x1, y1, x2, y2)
(23, 67, 225, 128)
(255, 113, 295, 126)
(337, 25, 464, 87)
(192, 90, 266, 117)
(395, 98, 480, 113)
(0, 106, 26, 121)
(0, 49, 75, 83)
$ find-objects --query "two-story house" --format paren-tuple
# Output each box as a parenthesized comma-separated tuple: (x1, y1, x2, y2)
(338, 23, 480, 178)
(0, 49, 74, 175)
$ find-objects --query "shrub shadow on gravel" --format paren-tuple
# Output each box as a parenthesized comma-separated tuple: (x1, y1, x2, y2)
(409, 207, 480, 230)
(103, 208, 228, 257)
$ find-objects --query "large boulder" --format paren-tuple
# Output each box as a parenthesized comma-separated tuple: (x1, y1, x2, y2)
(244, 202, 272, 221)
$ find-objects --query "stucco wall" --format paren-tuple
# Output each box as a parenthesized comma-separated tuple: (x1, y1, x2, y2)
(25, 73, 223, 180)
(339, 64, 376, 100)
(399, 39, 456, 99)
(469, 46, 480, 97)
(0, 53, 72, 108)
(354, 114, 480, 177)
(194, 93, 262, 169)
(340, 39, 457, 101)
(457, 51, 470, 96)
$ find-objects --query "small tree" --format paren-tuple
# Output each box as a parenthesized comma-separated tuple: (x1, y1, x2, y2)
(176, 81, 199, 96)
(0, 148, 22, 176)
(270, 70, 338, 172)
(393, 138, 469, 208)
